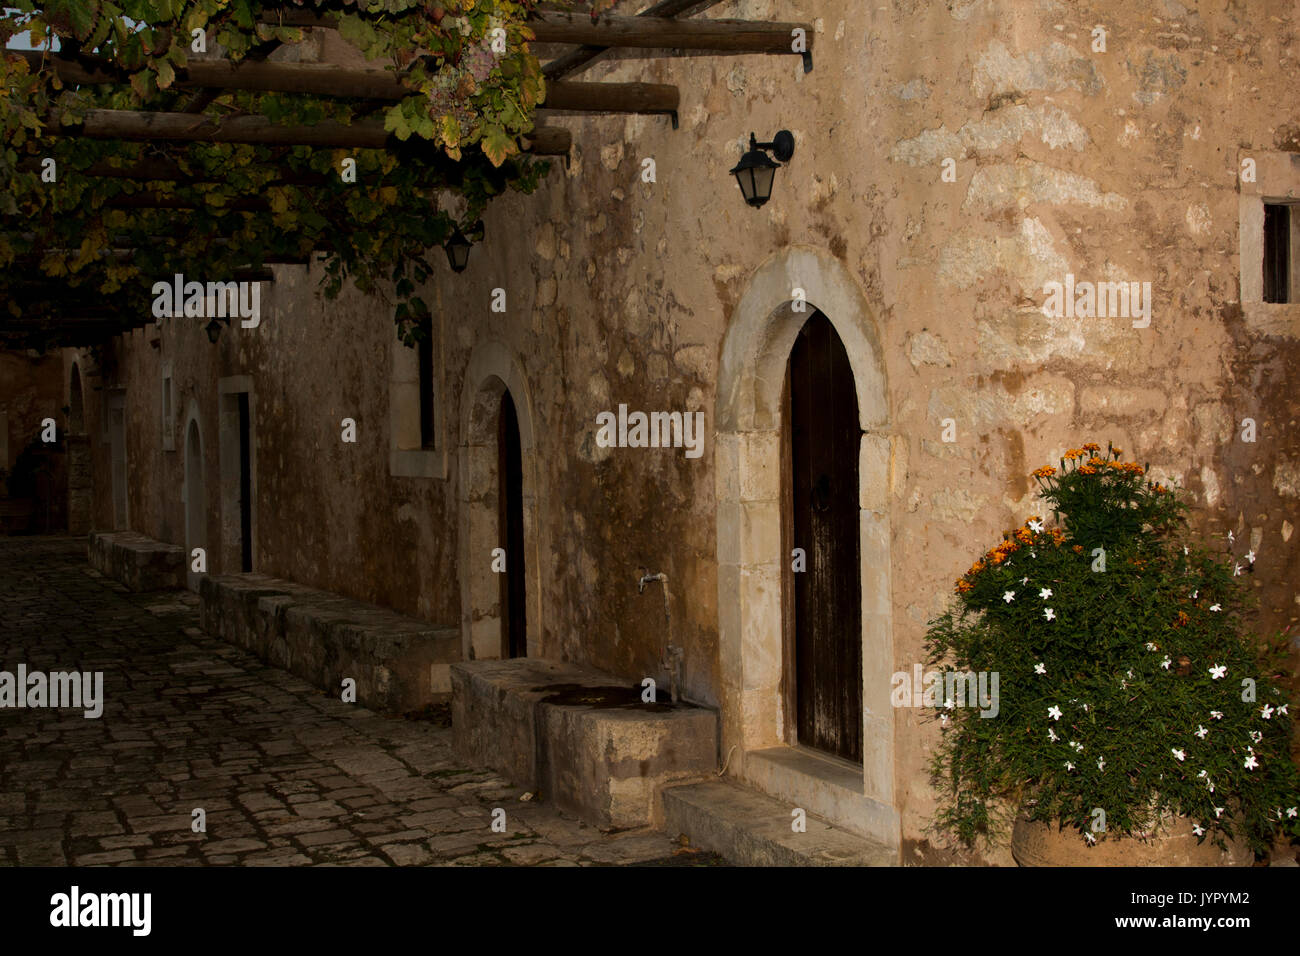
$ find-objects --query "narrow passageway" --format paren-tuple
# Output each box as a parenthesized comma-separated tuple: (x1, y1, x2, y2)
(0, 537, 691, 867)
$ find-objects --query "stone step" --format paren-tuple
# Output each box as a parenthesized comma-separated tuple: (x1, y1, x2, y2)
(661, 779, 897, 867)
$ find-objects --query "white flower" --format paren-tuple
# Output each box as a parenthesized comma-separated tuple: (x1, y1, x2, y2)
(1172, 748, 1186, 761)
(1065, 761, 1075, 771)
(940, 712, 949, 726)
(1208, 664, 1226, 680)
(1039, 587, 1053, 600)
(1003, 591, 1016, 603)
(1048, 705, 1062, 721)
(1126, 670, 1134, 679)
(1288, 807, 1298, 819)
(1197, 770, 1207, 778)
(1069, 740, 1083, 752)
(1081, 702, 1089, 712)
(1192, 823, 1205, 837)
(1028, 519, 1044, 533)
(1227, 530, 1235, 544)
(1183, 546, 1190, 556)
(1047, 728, 1058, 742)
(1209, 603, 1222, 612)
(944, 697, 955, 710)
(1190, 590, 1198, 600)
(1043, 608, 1055, 621)
(1145, 642, 1159, 651)
(1279, 704, 1289, 716)
(1161, 656, 1172, 670)
(1244, 752, 1259, 771)
(1249, 730, 1262, 744)
(1261, 704, 1275, 719)
(1097, 757, 1105, 771)
(1195, 725, 1208, 739)
(1233, 563, 1243, 577)
(1210, 710, 1224, 720)
(1083, 830, 1096, 844)
(1034, 662, 1046, 675)
(1021, 576, 1030, 585)
(1214, 806, 1225, 818)
(1245, 550, 1256, 564)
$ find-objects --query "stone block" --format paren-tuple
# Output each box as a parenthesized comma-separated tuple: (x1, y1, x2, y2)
(87, 531, 184, 592)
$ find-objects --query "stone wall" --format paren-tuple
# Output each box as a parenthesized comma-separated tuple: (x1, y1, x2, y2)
(71, 0, 1300, 861)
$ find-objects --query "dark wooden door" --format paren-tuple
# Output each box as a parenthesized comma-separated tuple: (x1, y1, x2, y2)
(498, 391, 527, 658)
(788, 311, 862, 763)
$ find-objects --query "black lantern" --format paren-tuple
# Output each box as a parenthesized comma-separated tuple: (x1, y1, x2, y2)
(445, 228, 472, 273)
(204, 316, 230, 344)
(730, 130, 795, 208)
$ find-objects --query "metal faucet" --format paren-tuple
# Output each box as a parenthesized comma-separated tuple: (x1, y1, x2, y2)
(637, 569, 667, 594)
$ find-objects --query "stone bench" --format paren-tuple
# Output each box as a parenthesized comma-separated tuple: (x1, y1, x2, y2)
(451, 658, 718, 829)
(200, 572, 459, 714)
(87, 530, 185, 591)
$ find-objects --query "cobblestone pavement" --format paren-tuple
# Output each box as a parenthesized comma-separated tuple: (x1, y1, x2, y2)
(0, 536, 691, 867)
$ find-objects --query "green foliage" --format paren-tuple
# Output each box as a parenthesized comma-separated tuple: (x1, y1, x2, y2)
(930, 443, 1300, 854)
(0, 0, 613, 338)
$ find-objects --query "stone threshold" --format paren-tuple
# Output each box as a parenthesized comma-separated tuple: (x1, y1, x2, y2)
(662, 778, 897, 866)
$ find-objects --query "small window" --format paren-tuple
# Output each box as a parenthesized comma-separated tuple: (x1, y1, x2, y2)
(418, 318, 436, 449)
(1263, 202, 1292, 303)
(161, 368, 175, 451)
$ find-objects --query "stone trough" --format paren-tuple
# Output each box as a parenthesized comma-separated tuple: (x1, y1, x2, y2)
(200, 572, 459, 714)
(451, 658, 719, 829)
(87, 530, 185, 591)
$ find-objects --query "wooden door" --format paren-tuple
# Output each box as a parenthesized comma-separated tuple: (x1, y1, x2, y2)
(498, 390, 526, 658)
(787, 311, 863, 763)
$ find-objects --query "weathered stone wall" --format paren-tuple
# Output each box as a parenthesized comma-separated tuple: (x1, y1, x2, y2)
(74, 0, 1300, 862)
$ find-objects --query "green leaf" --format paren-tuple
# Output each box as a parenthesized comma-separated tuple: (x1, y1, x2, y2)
(480, 124, 513, 167)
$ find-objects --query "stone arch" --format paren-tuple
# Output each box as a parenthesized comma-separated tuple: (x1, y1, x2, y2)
(456, 340, 543, 661)
(182, 400, 207, 592)
(715, 244, 898, 850)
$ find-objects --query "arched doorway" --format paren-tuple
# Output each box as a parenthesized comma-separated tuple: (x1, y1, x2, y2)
(183, 414, 206, 592)
(498, 390, 526, 658)
(715, 245, 898, 851)
(458, 341, 543, 662)
(786, 311, 862, 763)
(67, 364, 91, 534)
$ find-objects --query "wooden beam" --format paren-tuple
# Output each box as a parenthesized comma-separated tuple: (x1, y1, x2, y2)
(544, 0, 723, 79)
(16, 51, 677, 116)
(52, 109, 571, 155)
(255, 9, 811, 67)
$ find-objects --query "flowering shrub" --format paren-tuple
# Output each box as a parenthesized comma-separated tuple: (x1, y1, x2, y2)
(928, 442, 1299, 854)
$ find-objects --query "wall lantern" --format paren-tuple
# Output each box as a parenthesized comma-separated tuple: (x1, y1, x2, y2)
(204, 316, 230, 343)
(445, 229, 471, 273)
(730, 131, 795, 208)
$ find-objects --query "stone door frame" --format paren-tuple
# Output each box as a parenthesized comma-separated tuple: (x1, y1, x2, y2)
(715, 245, 899, 850)
(457, 340, 544, 662)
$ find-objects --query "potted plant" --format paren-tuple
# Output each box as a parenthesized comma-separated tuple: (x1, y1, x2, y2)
(926, 442, 1299, 865)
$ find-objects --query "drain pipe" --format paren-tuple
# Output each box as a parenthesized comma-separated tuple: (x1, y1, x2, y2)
(636, 568, 682, 703)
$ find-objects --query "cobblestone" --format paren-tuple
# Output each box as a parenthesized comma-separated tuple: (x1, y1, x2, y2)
(0, 537, 688, 867)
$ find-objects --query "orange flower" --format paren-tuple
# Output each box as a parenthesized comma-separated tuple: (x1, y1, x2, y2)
(1079, 465, 1097, 475)
(1072, 544, 1084, 554)
(1082, 442, 1100, 452)
(1112, 447, 1123, 457)
(956, 580, 974, 593)
(1032, 466, 1057, 478)
(1064, 449, 1083, 460)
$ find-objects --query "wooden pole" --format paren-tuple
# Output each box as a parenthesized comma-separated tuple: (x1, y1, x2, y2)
(52, 108, 571, 155)
(543, 0, 722, 80)
(15, 51, 678, 115)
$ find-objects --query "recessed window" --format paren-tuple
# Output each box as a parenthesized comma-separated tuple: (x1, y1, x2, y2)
(418, 318, 436, 450)
(160, 366, 175, 451)
(1263, 202, 1292, 303)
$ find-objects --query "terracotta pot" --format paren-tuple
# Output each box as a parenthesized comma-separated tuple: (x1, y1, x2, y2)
(1011, 813, 1254, 867)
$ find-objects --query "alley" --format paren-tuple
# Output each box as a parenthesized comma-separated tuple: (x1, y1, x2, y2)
(0, 536, 689, 867)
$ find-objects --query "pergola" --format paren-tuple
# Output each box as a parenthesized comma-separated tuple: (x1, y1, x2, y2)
(0, 1, 814, 350)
